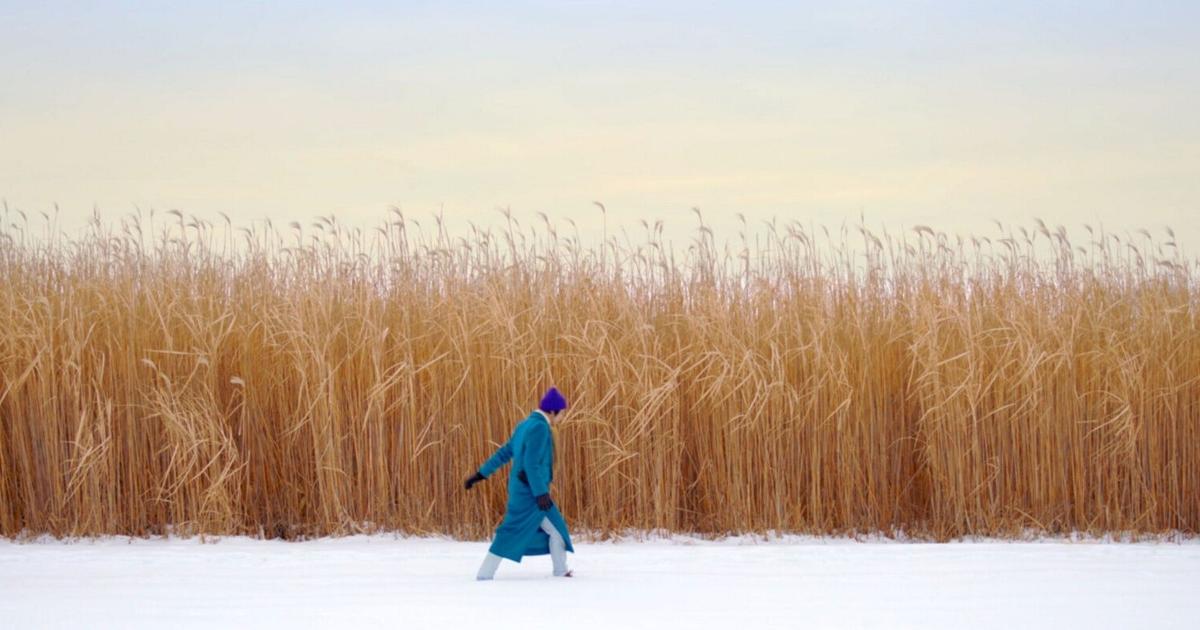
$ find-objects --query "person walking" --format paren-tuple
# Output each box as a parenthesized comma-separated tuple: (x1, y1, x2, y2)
(465, 387, 574, 580)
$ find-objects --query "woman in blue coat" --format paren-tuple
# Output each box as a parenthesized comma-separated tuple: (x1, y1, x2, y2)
(464, 387, 575, 580)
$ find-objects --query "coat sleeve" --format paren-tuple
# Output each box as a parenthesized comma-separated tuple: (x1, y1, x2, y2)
(478, 437, 514, 479)
(522, 420, 551, 496)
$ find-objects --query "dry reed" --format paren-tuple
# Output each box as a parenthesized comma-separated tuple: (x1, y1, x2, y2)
(1, 207, 1197, 540)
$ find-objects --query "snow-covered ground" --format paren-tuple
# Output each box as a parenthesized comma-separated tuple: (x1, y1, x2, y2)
(1, 534, 1198, 629)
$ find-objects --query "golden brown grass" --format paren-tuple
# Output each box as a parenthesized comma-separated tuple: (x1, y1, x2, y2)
(0, 207, 1196, 540)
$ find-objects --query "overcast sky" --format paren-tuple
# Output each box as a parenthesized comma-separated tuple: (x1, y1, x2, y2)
(2, 1, 1197, 248)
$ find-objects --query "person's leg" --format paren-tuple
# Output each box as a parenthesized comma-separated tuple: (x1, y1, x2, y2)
(476, 552, 503, 581)
(539, 517, 569, 576)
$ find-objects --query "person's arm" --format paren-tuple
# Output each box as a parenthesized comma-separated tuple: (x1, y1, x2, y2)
(478, 437, 514, 479)
(522, 421, 551, 501)
(467, 436, 515, 490)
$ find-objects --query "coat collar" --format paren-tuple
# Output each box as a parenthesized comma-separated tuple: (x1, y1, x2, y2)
(532, 409, 550, 423)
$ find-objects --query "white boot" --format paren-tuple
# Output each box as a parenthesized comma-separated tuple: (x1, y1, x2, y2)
(476, 552, 502, 581)
(540, 517, 571, 577)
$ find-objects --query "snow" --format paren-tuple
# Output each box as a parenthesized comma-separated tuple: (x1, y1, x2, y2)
(2, 534, 1198, 629)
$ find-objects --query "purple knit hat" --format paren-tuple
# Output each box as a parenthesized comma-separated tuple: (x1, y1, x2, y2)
(539, 387, 568, 413)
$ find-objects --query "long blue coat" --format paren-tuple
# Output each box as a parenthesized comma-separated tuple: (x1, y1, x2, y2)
(478, 410, 574, 562)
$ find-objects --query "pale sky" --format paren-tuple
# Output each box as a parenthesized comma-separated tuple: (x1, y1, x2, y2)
(2, 1, 1198, 247)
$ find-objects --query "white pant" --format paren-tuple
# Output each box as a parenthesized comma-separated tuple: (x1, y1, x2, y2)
(477, 517, 568, 580)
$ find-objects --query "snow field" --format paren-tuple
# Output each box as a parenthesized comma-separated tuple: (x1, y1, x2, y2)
(1, 535, 1198, 629)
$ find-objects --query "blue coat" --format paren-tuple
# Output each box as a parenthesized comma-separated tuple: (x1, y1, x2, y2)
(478, 410, 575, 562)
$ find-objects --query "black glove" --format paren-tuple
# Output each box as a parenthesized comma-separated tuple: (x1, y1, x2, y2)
(464, 472, 485, 490)
(535, 493, 553, 511)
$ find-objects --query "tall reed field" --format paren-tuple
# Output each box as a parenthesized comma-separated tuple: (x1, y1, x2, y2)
(1, 206, 1197, 540)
